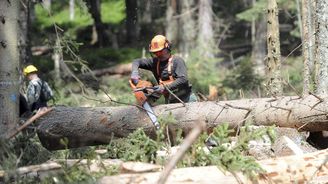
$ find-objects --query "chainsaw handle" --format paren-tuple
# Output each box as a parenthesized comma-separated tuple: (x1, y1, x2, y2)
(129, 80, 137, 89)
(133, 86, 156, 92)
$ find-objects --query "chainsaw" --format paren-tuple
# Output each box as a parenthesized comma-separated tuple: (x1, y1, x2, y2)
(129, 80, 160, 129)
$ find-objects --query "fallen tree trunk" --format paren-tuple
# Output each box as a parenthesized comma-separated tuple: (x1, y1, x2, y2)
(38, 95, 328, 150)
(3, 149, 327, 183)
(0, 159, 160, 180)
(98, 148, 328, 184)
(99, 166, 242, 184)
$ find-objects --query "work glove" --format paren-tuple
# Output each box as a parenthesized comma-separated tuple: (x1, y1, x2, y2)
(153, 85, 165, 94)
(130, 75, 140, 85)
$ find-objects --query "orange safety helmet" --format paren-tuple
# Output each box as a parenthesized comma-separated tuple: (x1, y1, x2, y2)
(149, 35, 170, 53)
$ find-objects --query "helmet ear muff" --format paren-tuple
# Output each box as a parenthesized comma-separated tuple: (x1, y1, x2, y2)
(148, 43, 152, 51)
(165, 40, 171, 51)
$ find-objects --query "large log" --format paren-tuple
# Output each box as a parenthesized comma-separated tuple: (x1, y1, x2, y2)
(99, 166, 242, 184)
(3, 149, 327, 183)
(37, 95, 328, 150)
(98, 148, 328, 184)
(0, 159, 160, 180)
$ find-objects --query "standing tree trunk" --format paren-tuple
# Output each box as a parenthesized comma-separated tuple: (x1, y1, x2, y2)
(179, 0, 196, 57)
(69, 0, 75, 21)
(52, 38, 62, 84)
(197, 0, 215, 59)
(165, 0, 179, 46)
(125, 0, 139, 44)
(0, 0, 20, 138)
(314, 0, 328, 97)
(309, 0, 316, 77)
(19, 0, 32, 66)
(42, 0, 51, 11)
(301, 0, 313, 96)
(266, 0, 282, 97)
(86, 0, 106, 47)
(138, 0, 151, 24)
(251, 16, 267, 77)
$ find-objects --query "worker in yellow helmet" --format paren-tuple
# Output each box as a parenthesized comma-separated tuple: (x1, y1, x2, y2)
(130, 35, 197, 104)
(23, 65, 53, 113)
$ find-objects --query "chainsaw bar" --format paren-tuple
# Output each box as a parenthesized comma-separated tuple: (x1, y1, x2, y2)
(143, 102, 160, 130)
(129, 80, 160, 130)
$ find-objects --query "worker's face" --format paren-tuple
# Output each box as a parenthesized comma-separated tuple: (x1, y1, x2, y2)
(153, 49, 170, 61)
(27, 74, 32, 81)
(26, 73, 35, 81)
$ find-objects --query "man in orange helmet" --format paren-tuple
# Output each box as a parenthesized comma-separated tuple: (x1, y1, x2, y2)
(131, 35, 197, 104)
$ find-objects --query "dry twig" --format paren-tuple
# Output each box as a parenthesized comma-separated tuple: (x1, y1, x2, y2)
(157, 120, 206, 184)
(8, 107, 53, 139)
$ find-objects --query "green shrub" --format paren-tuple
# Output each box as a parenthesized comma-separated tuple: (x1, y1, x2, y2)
(105, 128, 160, 163)
(187, 49, 221, 94)
(80, 47, 141, 69)
(281, 57, 305, 95)
(222, 58, 263, 98)
(180, 123, 275, 179)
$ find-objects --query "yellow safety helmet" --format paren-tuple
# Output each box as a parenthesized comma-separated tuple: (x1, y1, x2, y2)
(23, 65, 38, 76)
(149, 35, 170, 52)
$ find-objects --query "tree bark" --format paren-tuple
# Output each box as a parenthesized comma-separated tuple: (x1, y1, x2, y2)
(198, 0, 215, 59)
(301, 0, 312, 96)
(38, 95, 328, 150)
(0, 0, 20, 138)
(314, 0, 328, 97)
(266, 0, 282, 97)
